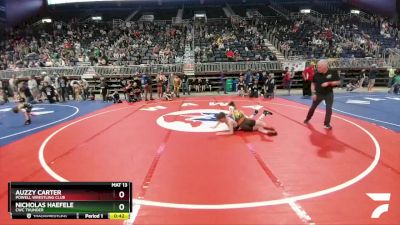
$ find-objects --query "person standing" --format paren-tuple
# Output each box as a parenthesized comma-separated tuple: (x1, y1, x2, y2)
(80, 78, 89, 100)
(196, 78, 202, 92)
(28, 75, 40, 101)
(368, 64, 378, 92)
(9, 74, 17, 99)
(244, 70, 252, 90)
(388, 66, 396, 88)
(173, 74, 181, 97)
(57, 75, 69, 102)
(282, 67, 294, 95)
(302, 63, 315, 97)
(142, 73, 154, 101)
(359, 69, 366, 88)
(99, 78, 109, 102)
(304, 60, 340, 129)
(156, 73, 165, 99)
(218, 71, 227, 94)
(205, 79, 212, 92)
(182, 74, 190, 95)
(337, 70, 345, 89)
(168, 73, 174, 91)
(20, 82, 34, 103)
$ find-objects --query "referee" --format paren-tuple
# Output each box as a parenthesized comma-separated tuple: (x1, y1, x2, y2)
(304, 60, 340, 129)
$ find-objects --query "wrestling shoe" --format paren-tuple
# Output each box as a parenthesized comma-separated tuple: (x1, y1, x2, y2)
(253, 109, 259, 116)
(324, 124, 332, 130)
(303, 119, 310, 124)
(25, 120, 31, 125)
(267, 131, 278, 136)
(263, 110, 273, 116)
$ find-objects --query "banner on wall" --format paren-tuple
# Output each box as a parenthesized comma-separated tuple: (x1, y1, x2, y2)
(281, 61, 306, 72)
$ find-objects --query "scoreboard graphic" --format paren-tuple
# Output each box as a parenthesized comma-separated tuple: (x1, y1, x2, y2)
(8, 182, 132, 220)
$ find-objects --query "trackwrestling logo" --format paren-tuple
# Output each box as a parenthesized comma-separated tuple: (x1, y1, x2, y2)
(156, 109, 229, 132)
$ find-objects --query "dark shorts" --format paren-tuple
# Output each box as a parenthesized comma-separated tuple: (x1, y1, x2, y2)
(239, 118, 256, 131)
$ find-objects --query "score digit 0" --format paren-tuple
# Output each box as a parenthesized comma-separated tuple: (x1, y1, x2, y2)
(119, 191, 125, 199)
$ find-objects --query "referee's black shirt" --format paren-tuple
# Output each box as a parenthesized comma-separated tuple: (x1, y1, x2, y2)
(312, 71, 340, 95)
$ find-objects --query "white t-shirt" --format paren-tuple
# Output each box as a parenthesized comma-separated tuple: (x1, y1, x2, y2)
(28, 79, 38, 90)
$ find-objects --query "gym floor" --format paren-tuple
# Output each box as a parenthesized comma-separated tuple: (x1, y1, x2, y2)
(0, 89, 399, 225)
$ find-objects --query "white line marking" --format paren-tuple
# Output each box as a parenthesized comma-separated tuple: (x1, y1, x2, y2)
(124, 204, 141, 225)
(38, 106, 134, 182)
(324, 95, 400, 127)
(31, 111, 55, 115)
(288, 201, 314, 225)
(0, 104, 79, 140)
(332, 107, 400, 127)
(345, 100, 370, 105)
(0, 107, 12, 112)
(31, 108, 45, 111)
(38, 100, 380, 214)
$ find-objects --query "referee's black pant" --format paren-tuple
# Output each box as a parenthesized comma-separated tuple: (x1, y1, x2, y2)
(305, 92, 334, 126)
(302, 80, 312, 96)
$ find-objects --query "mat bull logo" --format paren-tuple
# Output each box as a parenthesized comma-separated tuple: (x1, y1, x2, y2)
(156, 109, 229, 132)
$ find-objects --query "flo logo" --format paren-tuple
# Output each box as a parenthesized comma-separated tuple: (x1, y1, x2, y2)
(367, 193, 391, 219)
(156, 109, 229, 133)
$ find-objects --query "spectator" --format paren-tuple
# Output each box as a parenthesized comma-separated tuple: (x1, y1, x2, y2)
(389, 70, 400, 94)
(28, 75, 40, 101)
(41, 81, 56, 103)
(346, 76, 362, 92)
(71, 80, 82, 101)
(359, 69, 367, 87)
(226, 49, 234, 61)
(388, 66, 396, 88)
(237, 76, 245, 97)
(368, 64, 378, 92)
(80, 78, 89, 100)
(282, 67, 294, 95)
(57, 75, 69, 102)
(218, 71, 227, 94)
(112, 90, 122, 104)
(196, 78, 202, 92)
(156, 73, 165, 99)
(205, 79, 212, 92)
(164, 87, 173, 101)
(99, 78, 109, 102)
(302, 63, 315, 97)
(173, 74, 181, 97)
(19, 82, 34, 103)
(181, 74, 190, 95)
(264, 73, 275, 98)
(141, 73, 153, 101)
(9, 74, 17, 98)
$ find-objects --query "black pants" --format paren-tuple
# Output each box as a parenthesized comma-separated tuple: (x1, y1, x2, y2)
(218, 82, 227, 94)
(59, 87, 68, 102)
(303, 80, 311, 96)
(46, 95, 56, 104)
(305, 92, 334, 126)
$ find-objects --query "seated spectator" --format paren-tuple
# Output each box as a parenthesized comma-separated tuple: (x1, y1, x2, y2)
(226, 49, 234, 61)
(346, 76, 362, 92)
(389, 71, 400, 95)
(112, 91, 122, 104)
(164, 87, 173, 101)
